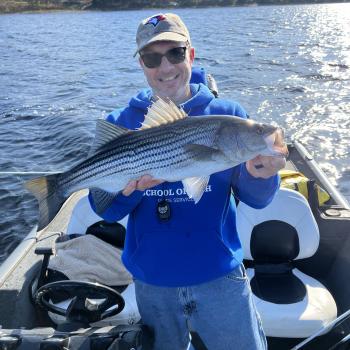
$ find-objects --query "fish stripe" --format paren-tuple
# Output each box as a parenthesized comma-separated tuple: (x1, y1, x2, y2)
(59, 121, 219, 188)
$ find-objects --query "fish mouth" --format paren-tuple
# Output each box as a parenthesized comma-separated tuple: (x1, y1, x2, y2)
(264, 128, 289, 157)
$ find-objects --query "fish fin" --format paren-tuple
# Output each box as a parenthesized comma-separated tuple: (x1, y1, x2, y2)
(182, 176, 210, 204)
(184, 144, 226, 162)
(89, 119, 131, 156)
(90, 188, 117, 215)
(139, 97, 187, 130)
(24, 174, 66, 231)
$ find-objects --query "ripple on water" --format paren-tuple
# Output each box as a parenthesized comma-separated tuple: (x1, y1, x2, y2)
(0, 180, 38, 264)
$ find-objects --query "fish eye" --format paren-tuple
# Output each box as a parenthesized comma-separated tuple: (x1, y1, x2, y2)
(256, 125, 264, 135)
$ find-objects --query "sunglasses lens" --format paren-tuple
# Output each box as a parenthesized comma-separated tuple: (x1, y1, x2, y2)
(166, 47, 187, 64)
(141, 53, 162, 69)
(141, 47, 187, 69)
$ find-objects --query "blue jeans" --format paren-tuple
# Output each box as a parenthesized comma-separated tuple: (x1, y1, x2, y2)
(135, 264, 267, 350)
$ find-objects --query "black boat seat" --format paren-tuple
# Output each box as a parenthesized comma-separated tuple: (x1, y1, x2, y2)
(236, 188, 337, 338)
(47, 195, 140, 328)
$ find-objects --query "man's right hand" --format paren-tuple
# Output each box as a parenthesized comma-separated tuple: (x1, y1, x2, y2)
(122, 175, 164, 196)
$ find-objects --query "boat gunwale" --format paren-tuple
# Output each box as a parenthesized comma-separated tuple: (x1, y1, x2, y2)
(292, 139, 350, 210)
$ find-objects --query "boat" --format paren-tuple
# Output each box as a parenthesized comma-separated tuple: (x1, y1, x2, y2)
(1, 71, 350, 350)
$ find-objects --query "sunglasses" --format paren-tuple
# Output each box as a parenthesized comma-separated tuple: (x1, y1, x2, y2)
(140, 47, 187, 69)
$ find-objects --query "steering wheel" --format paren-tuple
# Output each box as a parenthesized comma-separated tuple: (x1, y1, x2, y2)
(34, 280, 125, 324)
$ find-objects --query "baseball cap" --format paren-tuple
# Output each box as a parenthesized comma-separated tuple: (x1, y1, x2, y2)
(134, 13, 191, 57)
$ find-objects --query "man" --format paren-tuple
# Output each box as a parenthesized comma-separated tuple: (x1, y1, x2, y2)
(89, 13, 285, 350)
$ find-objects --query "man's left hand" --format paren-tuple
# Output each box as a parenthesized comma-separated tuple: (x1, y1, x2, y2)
(246, 155, 286, 179)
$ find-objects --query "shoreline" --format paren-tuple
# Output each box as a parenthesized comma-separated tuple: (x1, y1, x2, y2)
(1, 1, 349, 15)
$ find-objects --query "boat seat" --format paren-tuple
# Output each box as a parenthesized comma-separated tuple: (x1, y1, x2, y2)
(48, 195, 140, 327)
(236, 188, 337, 338)
(66, 194, 127, 248)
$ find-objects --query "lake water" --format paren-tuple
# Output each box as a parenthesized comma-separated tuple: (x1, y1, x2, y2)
(0, 4, 349, 263)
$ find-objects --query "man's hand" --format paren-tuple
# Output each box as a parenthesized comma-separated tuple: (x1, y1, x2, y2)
(246, 155, 286, 179)
(122, 175, 164, 196)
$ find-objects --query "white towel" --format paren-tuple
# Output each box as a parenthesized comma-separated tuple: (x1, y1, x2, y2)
(48, 234, 133, 286)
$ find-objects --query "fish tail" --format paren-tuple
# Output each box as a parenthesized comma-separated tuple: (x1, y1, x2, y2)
(24, 174, 66, 230)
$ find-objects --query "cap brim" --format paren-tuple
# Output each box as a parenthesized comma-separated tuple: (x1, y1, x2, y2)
(133, 32, 188, 57)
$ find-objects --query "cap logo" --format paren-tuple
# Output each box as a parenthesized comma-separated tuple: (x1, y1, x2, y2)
(146, 14, 166, 27)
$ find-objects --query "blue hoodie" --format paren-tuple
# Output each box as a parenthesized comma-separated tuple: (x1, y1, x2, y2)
(89, 83, 279, 287)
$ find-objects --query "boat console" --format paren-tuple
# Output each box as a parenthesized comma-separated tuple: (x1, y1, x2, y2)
(0, 257, 148, 350)
(0, 324, 146, 350)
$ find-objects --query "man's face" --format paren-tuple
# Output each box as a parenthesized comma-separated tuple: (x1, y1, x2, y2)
(139, 41, 195, 105)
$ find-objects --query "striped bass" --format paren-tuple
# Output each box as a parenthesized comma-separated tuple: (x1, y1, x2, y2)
(25, 98, 288, 230)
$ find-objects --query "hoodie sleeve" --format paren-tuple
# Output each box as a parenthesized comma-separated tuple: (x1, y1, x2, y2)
(231, 163, 280, 209)
(88, 190, 143, 222)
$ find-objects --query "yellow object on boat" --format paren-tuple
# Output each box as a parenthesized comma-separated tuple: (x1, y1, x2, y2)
(279, 169, 330, 206)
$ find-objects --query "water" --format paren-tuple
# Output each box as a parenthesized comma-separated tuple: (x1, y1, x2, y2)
(0, 4, 349, 263)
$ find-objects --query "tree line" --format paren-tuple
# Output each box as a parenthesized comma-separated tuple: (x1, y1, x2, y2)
(1, 0, 349, 14)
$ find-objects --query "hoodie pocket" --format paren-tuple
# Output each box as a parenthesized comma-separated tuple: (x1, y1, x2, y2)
(129, 228, 235, 282)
